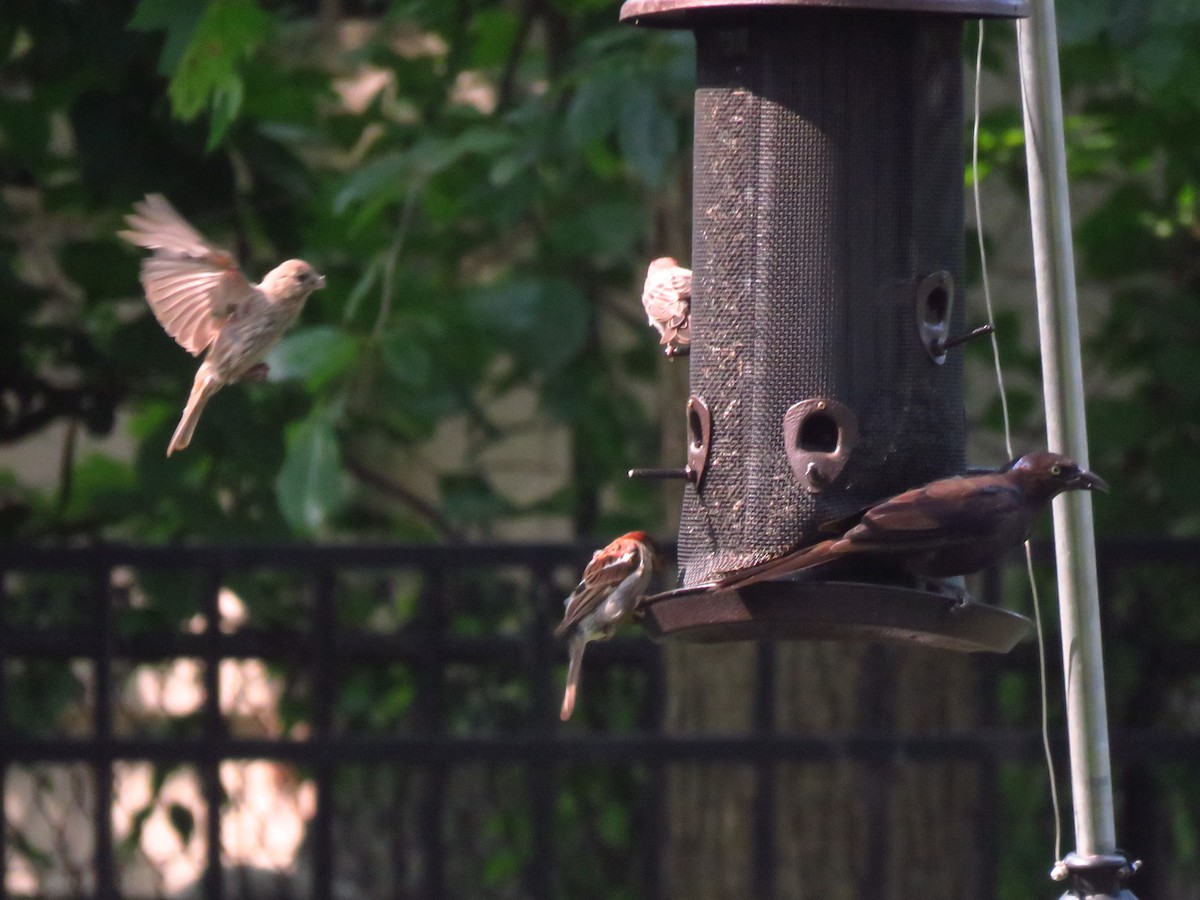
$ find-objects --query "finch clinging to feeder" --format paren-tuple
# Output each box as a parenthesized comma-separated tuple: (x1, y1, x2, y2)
(716, 451, 1107, 590)
(555, 531, 658, 721)
(641, 257, 691, 357)
(120, 194, 325, 456)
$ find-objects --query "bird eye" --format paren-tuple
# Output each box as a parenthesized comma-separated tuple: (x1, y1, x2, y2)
(1050, 464, 1062, 476)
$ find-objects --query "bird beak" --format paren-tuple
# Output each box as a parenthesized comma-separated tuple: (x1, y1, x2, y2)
(314, 273, 327, 289)
(1077, 469, 1109, 493)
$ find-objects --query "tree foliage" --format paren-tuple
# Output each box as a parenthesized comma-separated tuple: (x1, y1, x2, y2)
(966, 5, 1200, 536)
(5, 0, 1196, 546)
(0, 0, 693, 541)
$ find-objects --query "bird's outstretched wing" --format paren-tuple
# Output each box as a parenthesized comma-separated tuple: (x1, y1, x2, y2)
(120, 194, 256, 356)
(554, 545, 641, 639)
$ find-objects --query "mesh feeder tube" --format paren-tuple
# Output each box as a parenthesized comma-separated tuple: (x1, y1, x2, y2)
(625, 0, 1031, 649)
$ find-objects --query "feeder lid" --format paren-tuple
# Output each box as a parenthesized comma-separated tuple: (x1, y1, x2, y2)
(640, 579, 1031, 652)
(621, 0, 1029, 26)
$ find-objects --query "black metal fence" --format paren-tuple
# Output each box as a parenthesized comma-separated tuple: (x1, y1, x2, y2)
(1, 540, 1198, 899)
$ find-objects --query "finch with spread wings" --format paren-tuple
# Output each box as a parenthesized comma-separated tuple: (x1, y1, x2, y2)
(120, 194, 325, 456)
(555, 531, 658, 721)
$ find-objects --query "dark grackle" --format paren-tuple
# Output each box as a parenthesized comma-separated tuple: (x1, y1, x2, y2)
(715, 451, 1107, 590)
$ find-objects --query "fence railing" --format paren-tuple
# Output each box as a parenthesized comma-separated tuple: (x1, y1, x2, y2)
(1, 539, 1198, 900)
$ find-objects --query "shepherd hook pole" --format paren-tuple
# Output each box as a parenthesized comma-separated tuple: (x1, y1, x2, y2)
(1016, 3, 1137, 897)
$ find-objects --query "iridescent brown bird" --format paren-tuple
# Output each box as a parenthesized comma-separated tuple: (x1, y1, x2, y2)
(715, 451, 1107, 590)
(641, 257, 691, 357)
(555, 531, 658, 721)
(120, 194, 325, 456)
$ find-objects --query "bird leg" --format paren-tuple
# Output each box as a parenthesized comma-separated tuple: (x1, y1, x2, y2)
(923, 576, 970, 605)
(239, 363, 269, 383)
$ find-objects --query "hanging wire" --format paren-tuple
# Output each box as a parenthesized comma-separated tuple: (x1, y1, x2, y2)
(971, 19, 1063, 864)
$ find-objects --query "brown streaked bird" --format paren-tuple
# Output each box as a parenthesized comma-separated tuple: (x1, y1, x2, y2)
(120, 194, 325, 456)
(716, 451, 1108, 590)
(641, 257, 691, 357)
(555, 531, 658, 721)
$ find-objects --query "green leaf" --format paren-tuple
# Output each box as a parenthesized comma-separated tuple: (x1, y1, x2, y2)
(1056, 0, 1109, 47)
(0, 97, 52, 172)
(565, 72, 622, 147)
(333, 152, 409, 215)
(128, 0, 207, 75)
(275, 412, 345, 533)
(167, 803, 196, 845)
(380, 331, 432, 388)
(598, 803, 627, 845)
(618, 81, 675, 186)
(551, 200, 647, 262)
(442, 126, 514, 163)
(440, 474, 514, 526)
(266, 326, 360, 391)
(163, 0, 271, 139)
(466, 279, 590, 373)
(61, 240, 136, 300)
(206, 78, 244, 150)
(7, 828, 54, 870)
(120, 806, 156, 856)
(61, 455, 137, 523)
(1127, 32, 1186, 92)
(334, 129, 512, 215)
(469, 8, 521, 68)
(342, 257, 382, 325)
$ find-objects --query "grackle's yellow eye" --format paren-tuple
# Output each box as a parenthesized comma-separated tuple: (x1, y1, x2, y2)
(1050, 464, 1062, 476)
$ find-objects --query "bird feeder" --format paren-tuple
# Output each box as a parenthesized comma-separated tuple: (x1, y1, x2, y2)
(624, 0, 1031, 650)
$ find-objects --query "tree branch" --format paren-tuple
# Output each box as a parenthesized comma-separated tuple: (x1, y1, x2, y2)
(343, 450, 464, 541)
(496, 0, 537, 112)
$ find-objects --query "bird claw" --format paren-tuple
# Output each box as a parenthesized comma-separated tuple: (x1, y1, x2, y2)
(924, 577, 970, 607)
(664, 345, 690, 358)
(240, 363, 269, 383)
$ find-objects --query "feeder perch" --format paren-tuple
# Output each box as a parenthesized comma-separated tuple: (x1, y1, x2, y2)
(624, 0, 1030, 650)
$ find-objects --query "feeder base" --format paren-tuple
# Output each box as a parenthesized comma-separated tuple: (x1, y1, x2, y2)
(639, 579, 1031, 652)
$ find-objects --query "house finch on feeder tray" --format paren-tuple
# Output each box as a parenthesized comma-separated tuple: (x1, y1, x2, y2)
(641, 257, 691, 357)
(715, 451, 1107, 590)
(119, 194, 325, 456)
(555, 531, 658, 721)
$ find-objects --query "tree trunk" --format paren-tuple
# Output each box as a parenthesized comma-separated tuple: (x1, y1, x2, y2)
(665, 640, 983, 900)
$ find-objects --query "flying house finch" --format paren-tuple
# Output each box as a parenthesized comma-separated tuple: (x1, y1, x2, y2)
(641, 257, 691, 357)
(555, 531, 658, 721)
(119, 194, 325, 456)
(716, 451, 1107, 590)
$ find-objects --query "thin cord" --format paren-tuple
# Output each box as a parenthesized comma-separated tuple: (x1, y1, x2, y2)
(973, 23, 1012, 456)
(972, 20, 1063, 864)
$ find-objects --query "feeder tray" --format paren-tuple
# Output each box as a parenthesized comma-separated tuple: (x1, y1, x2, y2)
(620, 0, 1029, 26)
(640, 579, 1031, 652)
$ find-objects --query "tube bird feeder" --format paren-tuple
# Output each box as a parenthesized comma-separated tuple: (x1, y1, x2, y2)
(624, 0, 1031, 650)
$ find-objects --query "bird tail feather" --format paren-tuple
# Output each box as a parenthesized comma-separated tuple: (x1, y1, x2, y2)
(715, 539, 845, 590)
(560, 635, 586, 721)
(168, 369, 220, 456)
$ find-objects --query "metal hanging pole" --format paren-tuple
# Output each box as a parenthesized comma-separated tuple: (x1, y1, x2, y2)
(1016, 3, 1138, 898)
